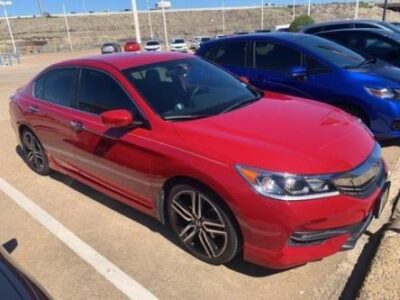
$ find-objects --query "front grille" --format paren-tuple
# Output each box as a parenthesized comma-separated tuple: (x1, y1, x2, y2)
(332, 144, 386, 198)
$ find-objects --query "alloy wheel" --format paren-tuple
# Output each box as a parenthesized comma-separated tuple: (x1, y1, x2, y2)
(170, 190, 228, 259)
(22, 131, 46, 172)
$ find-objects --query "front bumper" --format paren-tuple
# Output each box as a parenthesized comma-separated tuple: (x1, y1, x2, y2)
(239, 177, 387, 269)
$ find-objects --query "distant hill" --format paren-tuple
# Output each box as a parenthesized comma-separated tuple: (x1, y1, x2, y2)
(0, 3, 398, 54)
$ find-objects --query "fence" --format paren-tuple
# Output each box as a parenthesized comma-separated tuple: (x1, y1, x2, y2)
(0, 49, 21, 66)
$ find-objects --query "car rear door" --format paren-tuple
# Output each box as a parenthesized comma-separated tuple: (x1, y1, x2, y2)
(248, 40, 310, 97)
(68, 67, 153, 208)
(27, 67, 80, 172)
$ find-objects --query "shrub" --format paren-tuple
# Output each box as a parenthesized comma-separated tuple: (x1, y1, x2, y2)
(289, 15, 315, 32)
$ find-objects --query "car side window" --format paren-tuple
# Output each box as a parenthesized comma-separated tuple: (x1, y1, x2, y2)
(77, 69, 139, 116)
(211, 41, 247, 67)
(355, 23, 376, 29)
(304, 56, 330, 75)
(254, 41, 301, 72)
(34, 68, 76, 107)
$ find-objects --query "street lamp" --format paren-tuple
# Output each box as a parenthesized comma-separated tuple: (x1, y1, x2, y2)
(307, 0, 311, 16)
(0, 1, 17, 54)
(354, 0, 359, 20)
(130, 0, 141, 44)
(161, 0, 169, 50)
(146, 0, 154, 39)
(292, 0, 295, 21)
(222, 0, 225, 33)
(261, 0, 264, 30)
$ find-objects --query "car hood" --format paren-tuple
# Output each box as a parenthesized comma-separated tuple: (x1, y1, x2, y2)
(173, 92, 375, 175)
(349, 60, 400, 86)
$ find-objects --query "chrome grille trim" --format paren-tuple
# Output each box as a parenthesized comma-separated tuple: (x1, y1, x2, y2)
(332, 143, 386, 198)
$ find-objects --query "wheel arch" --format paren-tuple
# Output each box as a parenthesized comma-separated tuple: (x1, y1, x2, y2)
(158, 175, 244, 248)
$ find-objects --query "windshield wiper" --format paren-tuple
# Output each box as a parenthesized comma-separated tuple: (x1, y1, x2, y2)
(163, 114, 211, 121)
(222, 96, 262, 113)
(345, 57, 377, 69)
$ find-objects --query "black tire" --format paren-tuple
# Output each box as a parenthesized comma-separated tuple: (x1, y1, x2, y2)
(167, 183, 239, 265)
(21, 129, 51, 176)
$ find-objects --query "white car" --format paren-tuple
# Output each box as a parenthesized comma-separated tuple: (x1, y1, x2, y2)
(170, 38, 188, 52)
(144, 40, 162, 51)
(191, 36, 211, 50)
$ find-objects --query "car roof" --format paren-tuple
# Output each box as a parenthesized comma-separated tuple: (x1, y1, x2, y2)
(317, 28, 400, 39)
(52, 52, 191, 71)
(300, 19, 385, 31)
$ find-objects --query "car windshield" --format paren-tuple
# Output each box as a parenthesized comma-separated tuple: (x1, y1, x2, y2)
(123, 58, 260, 120)
(173, 39, 185, 43)
(147, 41, 160, 46)
(201, 38, 211, 42)
(297, 36, 366, 68)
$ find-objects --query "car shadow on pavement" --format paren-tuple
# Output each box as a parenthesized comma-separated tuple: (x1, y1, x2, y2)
(15, 145, 285, 277)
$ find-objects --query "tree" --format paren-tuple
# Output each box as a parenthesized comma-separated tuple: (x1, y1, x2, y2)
(289, 15, 315, 32)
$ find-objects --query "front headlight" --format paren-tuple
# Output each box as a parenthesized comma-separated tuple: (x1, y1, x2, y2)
(236, 164, 339, 201)
(364, 87, 400, 99)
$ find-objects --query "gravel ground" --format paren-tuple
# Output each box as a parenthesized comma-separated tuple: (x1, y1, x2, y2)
(358, 159, 400, 300)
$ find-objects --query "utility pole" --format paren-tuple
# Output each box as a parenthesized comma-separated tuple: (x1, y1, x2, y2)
(382, 0, 388, 21)
(0, 1, 17, 54)
(261, 0, 264, 30)
(36, 0, 43, 16)
(292, 0, 295, 21)
(307, 0, 311, 16)
(130, 0, 141, 44)
(161, 0, 168, 50)
(82, 0, 87, 12)
(354, 0, 359, 20)
(146, 0, 153, 39)
(62, 3, 73, 52)
(222, 0, 225, 33)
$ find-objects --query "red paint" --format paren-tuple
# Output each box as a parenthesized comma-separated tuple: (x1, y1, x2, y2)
(100, 109, 133, 128)
(9, 52, 383, 269)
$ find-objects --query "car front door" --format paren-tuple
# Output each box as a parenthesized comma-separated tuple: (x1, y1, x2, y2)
(68, 67, 154, 208)
(248, 40, 310, 97)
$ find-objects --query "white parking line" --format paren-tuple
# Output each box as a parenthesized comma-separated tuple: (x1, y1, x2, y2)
(0, 177, 157, 300)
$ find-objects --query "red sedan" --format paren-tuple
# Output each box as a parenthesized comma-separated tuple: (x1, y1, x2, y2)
(9, 52, 389, 269)
(124, 40, 141, 52)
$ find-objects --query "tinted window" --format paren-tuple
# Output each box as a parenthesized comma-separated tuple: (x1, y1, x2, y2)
(147, 41, 160, 46)
(34, 68, 76, 106)
(254, 41, 301, 72)
(324, 24, 352, 31)
(295, 36, 365, 68)
(78, 69, 137, 115)
(212, 41, 247, 67)
(355, 23, 376, 29)
(173, 39, 185, 43)
(123, 58, 258, 119)
(304, 56, 330, 74)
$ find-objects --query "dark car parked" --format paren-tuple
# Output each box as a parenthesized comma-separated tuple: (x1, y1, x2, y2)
(315, 29, 400, 68)
(300, 19, 400, 34)
(101, 42, 122, 54)
(0, 246, 51, 299)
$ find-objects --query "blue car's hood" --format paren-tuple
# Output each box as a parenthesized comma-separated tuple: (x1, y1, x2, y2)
(348, 60, 400, 87)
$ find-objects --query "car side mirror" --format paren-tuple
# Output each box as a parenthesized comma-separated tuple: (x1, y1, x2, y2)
(288, 66, 308, 81)
(100, 109, 134, 128)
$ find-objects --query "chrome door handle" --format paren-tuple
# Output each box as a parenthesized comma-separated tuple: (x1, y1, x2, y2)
(69, 120, 84, 131)
(28, 105, 39, 113)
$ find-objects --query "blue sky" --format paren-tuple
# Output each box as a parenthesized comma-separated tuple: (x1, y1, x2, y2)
(4, 0, 306, 16)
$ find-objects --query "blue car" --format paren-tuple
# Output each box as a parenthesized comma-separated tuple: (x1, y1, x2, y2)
(196, 33, 400, 139)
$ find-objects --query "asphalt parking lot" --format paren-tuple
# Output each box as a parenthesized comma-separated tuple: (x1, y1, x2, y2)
(0, 50, 399, 299)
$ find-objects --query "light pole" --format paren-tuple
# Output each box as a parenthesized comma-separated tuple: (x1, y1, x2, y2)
(354, 0, 359, 20)
(82, 0, 87, 12)
(307, 0, 311, 16)
(161, 0, 168, 50)
(146, 0, 153, 39)
(130, 0, 141, 44)
(292, 0, 295, 21)
(0, 1, 16, 54)
(222, 0, 225, 33)
(261, 0, 264, 30)
(62, 3, 73, 52)
(36, 0, 43, 16)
